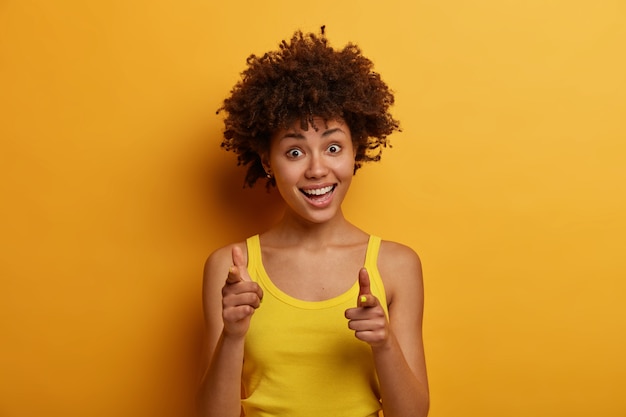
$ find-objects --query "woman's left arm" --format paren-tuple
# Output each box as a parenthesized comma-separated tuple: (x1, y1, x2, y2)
(376, 241, 429, 416)
(346, 241, 429, 417)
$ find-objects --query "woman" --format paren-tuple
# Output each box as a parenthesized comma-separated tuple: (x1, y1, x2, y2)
(199, 29, 429, 417)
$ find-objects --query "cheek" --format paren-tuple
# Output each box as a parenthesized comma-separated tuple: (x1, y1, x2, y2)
(337, 155, 356, 176)
(271, 165, 301, 196)
(271, 160, 297, 181)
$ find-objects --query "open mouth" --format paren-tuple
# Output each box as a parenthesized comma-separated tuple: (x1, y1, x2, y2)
(299, 185, 336, 202)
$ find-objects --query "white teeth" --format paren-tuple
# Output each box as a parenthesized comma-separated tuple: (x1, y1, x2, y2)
(302, 185, 334, 196)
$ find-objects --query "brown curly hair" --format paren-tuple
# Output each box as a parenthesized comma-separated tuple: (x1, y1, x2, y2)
(217, 27, 400, 188)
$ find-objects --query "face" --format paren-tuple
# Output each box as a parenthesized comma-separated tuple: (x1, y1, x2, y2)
(265, 118, 356, 225)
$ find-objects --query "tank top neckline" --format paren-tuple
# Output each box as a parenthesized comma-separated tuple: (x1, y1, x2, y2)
(248, 234, 377, 310)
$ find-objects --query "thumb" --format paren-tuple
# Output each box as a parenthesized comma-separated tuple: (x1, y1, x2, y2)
(357, 268, 375, 307)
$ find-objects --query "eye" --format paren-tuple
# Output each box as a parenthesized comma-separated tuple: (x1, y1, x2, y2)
(327, 144, 342, 153)
(287, 148, 303, 158)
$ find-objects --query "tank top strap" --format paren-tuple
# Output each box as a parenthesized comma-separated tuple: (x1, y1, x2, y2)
(364, 235, 381, 270)
(245, 234, 262, 283)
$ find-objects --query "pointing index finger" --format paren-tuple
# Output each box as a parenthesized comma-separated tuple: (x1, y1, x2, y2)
(225, 265, 242, 285)
(357, 268, 376, 307)
(231, 245, 246, 268)
(227, 245, 251, 283)
(358, 267, 371, 296)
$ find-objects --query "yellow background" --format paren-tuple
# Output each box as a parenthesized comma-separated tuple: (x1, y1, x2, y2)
(1, 1, 625, 416)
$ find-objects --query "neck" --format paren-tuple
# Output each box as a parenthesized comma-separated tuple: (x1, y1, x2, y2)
(268, 209, 360, 248)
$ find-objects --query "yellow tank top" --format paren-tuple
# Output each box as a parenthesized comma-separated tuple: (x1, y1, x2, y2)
(242, 234, 388, 417)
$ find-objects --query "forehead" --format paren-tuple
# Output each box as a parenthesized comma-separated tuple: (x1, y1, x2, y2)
(273, 117, 350, 139)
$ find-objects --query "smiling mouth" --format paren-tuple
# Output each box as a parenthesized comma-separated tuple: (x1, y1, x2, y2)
(300, 185, 336, 200)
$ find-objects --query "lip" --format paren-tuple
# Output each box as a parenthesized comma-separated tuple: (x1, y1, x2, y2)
(299, 183, 336, 192)
(299, 184, 336, 208)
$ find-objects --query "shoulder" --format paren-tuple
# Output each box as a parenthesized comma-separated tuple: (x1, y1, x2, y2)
(204, 241, 247, 274)
(378, 240, 422, 276)
(376, 240, 424, 304)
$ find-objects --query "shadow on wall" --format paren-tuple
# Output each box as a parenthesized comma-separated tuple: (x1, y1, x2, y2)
(195, 132, 285, 243)
(156, 302, 207, 417)
(161, 129, 285, 417)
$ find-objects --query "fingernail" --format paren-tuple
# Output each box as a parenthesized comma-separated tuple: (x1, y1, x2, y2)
(360, 295, 367, 303)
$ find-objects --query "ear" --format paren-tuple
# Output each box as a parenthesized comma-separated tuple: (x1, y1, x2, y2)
(260, 153, 271, 176)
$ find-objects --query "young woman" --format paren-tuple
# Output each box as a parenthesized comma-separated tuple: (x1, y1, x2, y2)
(199, 29, 429, 417)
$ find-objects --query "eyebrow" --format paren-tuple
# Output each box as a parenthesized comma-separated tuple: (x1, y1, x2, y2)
(280, 127, 346, 140)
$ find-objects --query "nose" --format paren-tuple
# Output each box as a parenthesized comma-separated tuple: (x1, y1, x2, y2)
(305, 153, 329, 179)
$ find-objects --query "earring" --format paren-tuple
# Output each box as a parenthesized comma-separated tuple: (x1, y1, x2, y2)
(266, 173, 271, 179)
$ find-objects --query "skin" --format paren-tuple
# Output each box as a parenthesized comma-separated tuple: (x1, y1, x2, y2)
(198, 118, 429, 417)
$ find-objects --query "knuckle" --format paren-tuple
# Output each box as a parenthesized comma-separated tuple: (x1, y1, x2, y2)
(222, 308, 236, 322)
(222, 285, 234, 297)
(245, 292, 259, 305)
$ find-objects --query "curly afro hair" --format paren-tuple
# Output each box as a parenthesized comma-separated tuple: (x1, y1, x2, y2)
(218, 27, 400, 188)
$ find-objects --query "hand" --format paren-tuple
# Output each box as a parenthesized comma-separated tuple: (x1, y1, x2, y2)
(221, 245, 263, 338)
(345, 268, 389, 347)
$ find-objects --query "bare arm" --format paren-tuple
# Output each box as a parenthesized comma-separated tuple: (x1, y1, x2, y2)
(197, 244, 263, 417)
(345, 242, 429, 417)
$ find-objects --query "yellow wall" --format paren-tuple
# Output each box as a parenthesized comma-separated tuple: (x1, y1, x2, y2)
(1, 1, 625, 416)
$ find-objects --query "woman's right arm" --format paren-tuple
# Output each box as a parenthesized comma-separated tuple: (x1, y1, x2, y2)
(197, 244, 263, 417)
